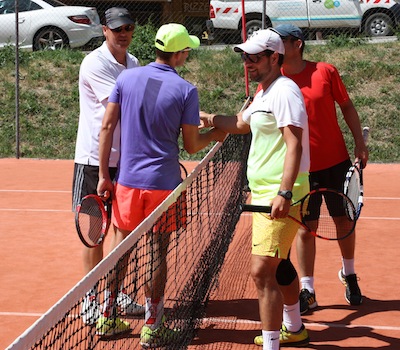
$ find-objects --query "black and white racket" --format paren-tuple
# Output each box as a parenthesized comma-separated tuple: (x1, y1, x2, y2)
(240, 188, 357, 241)
(343, 126, 370, 220)
(75, 194, 109, 248)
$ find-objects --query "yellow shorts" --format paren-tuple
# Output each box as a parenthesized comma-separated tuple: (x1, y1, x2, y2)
(252, 205, 301, 259)
(112, 182, 187, 233)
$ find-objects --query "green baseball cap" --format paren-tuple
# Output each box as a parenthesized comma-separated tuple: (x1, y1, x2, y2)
(155, 23, 200, 53)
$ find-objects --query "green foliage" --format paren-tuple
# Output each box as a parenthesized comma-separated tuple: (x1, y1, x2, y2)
(188, 47, 249, 114)
(0, 44, 30, 67)
(0, 48, 83, 158)
(396, 28, 400, 41)
(129, 19, 158, 65)
(1, 38, 400, 162)
(325, 32, 368, 49)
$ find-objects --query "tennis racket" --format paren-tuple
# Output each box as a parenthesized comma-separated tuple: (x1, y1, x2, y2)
(343, 126, 370, 220)
(75, 194, 109, 248)
(240, 188, 357, 241)
(180, 162, 188, 179)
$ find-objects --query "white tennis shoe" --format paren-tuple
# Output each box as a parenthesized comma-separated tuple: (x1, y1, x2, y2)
(81, 295, 101, 325)
(117, 291, 145, 316)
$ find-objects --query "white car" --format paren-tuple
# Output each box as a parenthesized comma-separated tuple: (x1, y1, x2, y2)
(208, 0, 400, 40)
(0, 0, 103, 50)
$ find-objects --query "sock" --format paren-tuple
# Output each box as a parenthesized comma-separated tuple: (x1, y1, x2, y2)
(262, 330, 280, 350)
(342, 258, 355, 275)
(300, 276, 314, 293)
(145, 296, 164, 330)
(282, 302, 302, 333)
(102, 290, 116, 318)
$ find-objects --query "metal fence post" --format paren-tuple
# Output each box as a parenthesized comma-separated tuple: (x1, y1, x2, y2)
(14, 0, 20, 159)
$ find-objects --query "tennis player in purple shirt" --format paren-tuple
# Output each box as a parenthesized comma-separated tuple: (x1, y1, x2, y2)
(97, 23, 226, 345)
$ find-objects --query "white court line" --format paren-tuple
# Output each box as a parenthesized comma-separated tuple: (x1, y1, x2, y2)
(0, 190, 69, 193)
(0, 209, 70, 212)
(1, 208, 400, 220)
(366, 197, 400, 200)
(1, 194, 400, 218)
(1, 312, 398, 332)
(362, 217, 400, 220)
(0, 312, 43, 317)
(239, 213, 400, 220)
(0, 190, 399, 200)
(202, 317, 400, 331)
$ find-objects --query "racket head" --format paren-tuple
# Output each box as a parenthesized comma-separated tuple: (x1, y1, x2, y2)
(75, 194, 108, 248)
(344, 164, 363, 219)
(300, 188, 357, 241)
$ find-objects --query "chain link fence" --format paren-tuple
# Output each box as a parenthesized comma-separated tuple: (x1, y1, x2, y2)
(208, 0, 400, 44)
(0, 0, 399, 159)
(1, 0, 399, 51)
(0, 0, 211, 51)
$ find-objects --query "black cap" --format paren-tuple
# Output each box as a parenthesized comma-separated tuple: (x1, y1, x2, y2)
(105, 7, 134, 30)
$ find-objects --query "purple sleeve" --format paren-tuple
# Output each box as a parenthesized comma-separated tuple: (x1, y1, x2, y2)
(181, 87, 200, 126)
(108, 81, 120, 104)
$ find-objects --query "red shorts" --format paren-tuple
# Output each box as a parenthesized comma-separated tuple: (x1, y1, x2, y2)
(112, 182, 187, 233)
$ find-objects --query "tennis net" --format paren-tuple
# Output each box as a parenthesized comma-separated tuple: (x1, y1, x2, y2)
(7, 132, 251, 350)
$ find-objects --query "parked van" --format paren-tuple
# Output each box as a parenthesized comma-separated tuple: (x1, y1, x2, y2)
(207, 0, 400, 40)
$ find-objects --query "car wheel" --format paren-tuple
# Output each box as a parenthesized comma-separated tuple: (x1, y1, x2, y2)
(244, 19, 264, 40)
(364, 13, 393, 37)
(33, 26, 69, 51)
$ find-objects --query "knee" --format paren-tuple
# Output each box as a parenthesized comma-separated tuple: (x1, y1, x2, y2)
(297, 227, 315, 242)
(251, 263, 264, 286)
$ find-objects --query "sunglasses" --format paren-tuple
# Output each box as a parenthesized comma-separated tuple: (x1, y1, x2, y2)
(240, 51, 271, 63)
(180, 47, 192, 52)
(111, 24, 134, 33)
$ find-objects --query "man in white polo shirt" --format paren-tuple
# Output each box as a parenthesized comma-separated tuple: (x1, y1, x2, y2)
(72, 7, 143, 333)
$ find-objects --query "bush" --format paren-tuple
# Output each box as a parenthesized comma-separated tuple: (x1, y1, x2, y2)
(129, 19, 158, 64)
(0, 44, 30, 67)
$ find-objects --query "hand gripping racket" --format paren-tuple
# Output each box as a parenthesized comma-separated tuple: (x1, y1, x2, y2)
(240, 188, 357, 241)
(75, 194, 109, 248)
(343, 126, 370, 220)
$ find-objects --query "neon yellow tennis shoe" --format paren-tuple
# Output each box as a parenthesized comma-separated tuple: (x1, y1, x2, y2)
(254, 323, 310, 347)
(140, 323, 179, 348)
(95, 316, 130, 336)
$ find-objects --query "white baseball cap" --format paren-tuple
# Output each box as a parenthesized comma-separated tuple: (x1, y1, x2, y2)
(234, 28, 285, 55)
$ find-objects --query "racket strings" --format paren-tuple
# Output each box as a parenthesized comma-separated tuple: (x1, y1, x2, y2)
(78, 197, 107, 246)
(302, 191, 356, 240)
(347, 170, 361, 209)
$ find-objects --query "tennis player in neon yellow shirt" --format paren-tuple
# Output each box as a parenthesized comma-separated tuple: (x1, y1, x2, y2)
(200, 28, 310, 349)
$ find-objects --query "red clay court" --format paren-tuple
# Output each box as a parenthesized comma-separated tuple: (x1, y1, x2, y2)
(1, 158, 399, 349)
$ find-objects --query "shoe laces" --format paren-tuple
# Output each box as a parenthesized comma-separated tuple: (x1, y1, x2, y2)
(300, 289, 314, 301)
(346, 275, 361, 293)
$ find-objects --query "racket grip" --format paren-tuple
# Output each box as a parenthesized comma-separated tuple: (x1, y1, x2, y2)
(240, 203, 272, 213)
(363, 126, 370, 144)
(359, 126, 370, 169)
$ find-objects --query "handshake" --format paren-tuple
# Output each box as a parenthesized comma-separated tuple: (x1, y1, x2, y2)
(199, 111, 227, 142)
(199, 111, 216, 129)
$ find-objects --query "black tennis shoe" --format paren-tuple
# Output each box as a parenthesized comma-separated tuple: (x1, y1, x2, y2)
(299, 288, 318, 314)
(339, 269, 363, 305)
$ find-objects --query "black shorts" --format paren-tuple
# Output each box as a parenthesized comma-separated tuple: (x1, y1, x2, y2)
(306, 159, 351, 220)
(72, 163, 117, 213)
